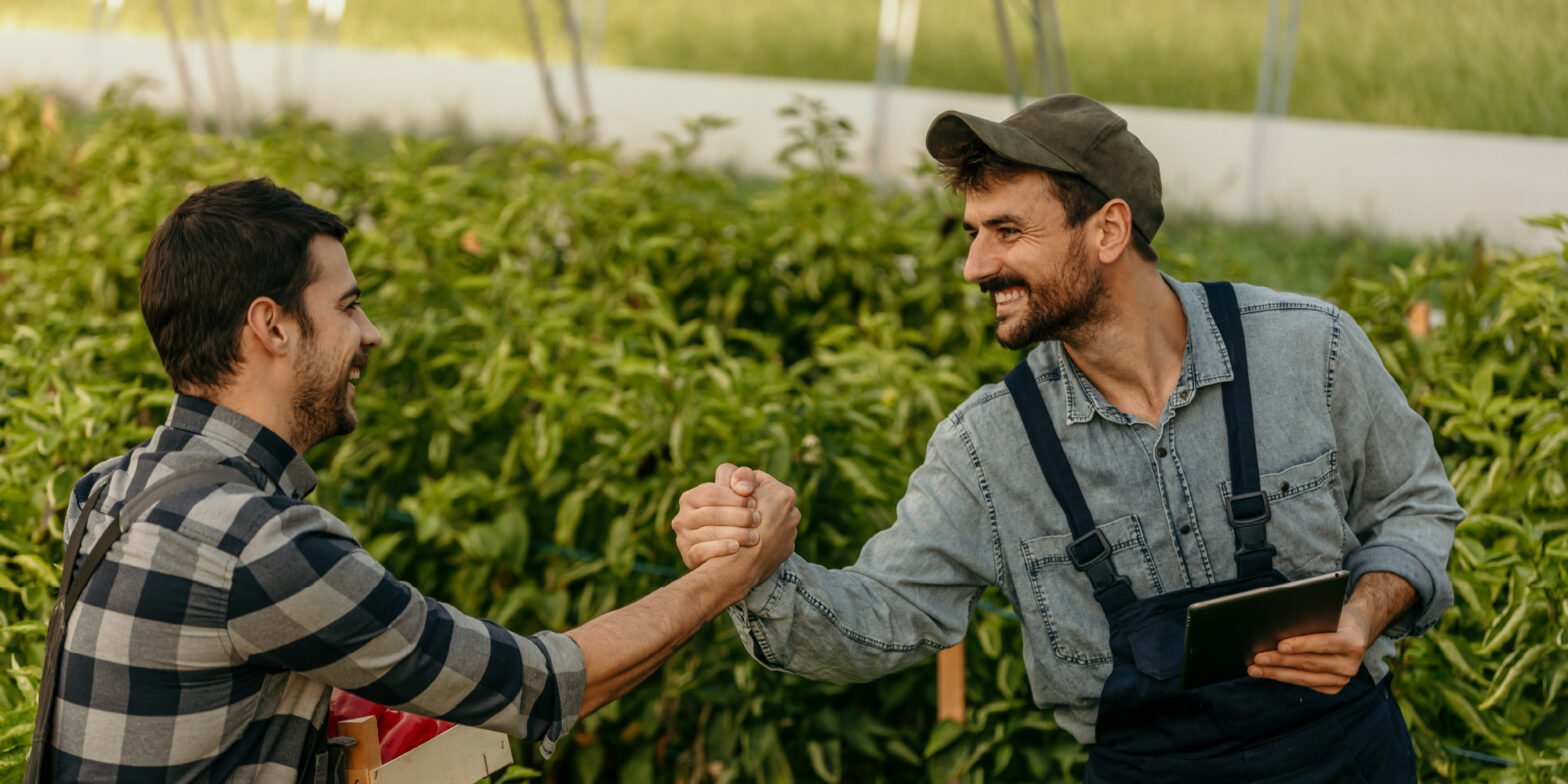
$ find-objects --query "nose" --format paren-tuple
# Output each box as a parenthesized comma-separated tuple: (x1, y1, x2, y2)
(360, 311, 385, 350)
(963, 233, 998, 284)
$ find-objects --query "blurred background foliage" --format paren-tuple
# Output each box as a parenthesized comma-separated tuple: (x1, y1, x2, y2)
(2, 0, 1565, 136)
(1, 86, 1565, 782)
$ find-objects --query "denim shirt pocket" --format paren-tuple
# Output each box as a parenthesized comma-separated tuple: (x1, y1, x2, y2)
(1221, 448, 1346, 579)
(1019, 514, 1154, 667)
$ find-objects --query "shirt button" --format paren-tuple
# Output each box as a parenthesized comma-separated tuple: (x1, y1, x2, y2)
(1280, 481, 1291, 493)
(1179, 390, 1191, 401)
(1156, 447, 1168, 458)
(1179, 524, 1192, 534)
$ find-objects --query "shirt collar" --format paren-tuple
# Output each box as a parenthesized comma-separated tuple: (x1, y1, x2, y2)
(1051, 273, 1235, 425)
(165, 395, 318, 499)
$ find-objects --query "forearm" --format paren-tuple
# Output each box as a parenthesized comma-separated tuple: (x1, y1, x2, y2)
(566, 563, 745, 716)
(1332, 310, 1462, 635)
(1342, 570, 1418, 645)
(732, 555, 979, 682)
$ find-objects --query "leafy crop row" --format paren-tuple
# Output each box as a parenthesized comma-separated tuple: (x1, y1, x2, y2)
(2, 86, 1565, 782)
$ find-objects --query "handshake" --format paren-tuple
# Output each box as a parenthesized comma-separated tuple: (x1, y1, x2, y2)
(671, 463, 802, 598)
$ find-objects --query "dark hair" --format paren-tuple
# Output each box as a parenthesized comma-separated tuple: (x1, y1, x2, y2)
(938, 145, 1158, 262)
(140, 178, 347, 392)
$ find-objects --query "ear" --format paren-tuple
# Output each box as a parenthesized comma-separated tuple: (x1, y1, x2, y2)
(1090, 199, 1135, 264)
(242, 296, 298, 360)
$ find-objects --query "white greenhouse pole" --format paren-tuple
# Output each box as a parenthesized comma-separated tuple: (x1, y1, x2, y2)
(869, 0, 920, 186)
(1247, 0, 1304, 217)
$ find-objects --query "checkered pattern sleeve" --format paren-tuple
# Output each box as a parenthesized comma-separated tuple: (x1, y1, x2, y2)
(224, 497, 585, 755)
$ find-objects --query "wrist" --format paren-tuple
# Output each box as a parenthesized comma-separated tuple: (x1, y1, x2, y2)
(689, 558, 755, 609)
(1339, 603, 1375, 647)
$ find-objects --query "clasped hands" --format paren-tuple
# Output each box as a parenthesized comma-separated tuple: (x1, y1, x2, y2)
(673, 462, 800, 590)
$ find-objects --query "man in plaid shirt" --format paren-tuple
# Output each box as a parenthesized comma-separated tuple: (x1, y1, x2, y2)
(39, 179, 799, 782)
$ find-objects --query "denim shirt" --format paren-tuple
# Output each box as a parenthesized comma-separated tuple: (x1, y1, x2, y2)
(729, 275, 1463, 744)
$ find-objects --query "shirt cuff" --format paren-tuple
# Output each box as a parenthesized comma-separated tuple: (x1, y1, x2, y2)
(737, 557, 794, 617)
(532, 630, 585, 759)
(1344, 542, 1452, 639)
(726, 563, 794, 671)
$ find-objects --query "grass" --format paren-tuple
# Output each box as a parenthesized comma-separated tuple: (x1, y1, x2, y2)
(3, 0, 1563, 137)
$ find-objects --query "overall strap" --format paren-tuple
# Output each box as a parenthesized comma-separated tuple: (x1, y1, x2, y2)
(25, 465, 256, 784)
(1005, 361, 1136, 615)
(1200, 282, 1276, 577)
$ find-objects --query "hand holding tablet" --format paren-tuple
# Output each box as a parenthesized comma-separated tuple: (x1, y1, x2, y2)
(1181, 571, 1351, 690)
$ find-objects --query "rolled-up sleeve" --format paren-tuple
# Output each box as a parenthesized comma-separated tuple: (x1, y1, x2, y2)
(225, 500, 584, 755)
(1330, 311, 1464, 638)
(727, 417, 996, 681)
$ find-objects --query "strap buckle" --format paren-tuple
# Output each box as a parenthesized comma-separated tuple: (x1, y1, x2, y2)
(1067, 529, 1135, 611)
(1227, 490, 1277, 571)
(1226, 490, 1271, 528)
(1067, 529, 1112, 570)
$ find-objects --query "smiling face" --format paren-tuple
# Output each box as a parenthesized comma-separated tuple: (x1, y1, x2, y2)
(961, 170, 1107, 350)
(288, 235, 383, 450)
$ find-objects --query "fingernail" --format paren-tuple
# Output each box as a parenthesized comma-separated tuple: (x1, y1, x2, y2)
(1280, 643, 1293, 653)
(747, 498, 756, 509)
(747, 531, 759, 544)
(727, 540, 739, 553)
(1249, 667, 1261, 677)
(736, 481, 754, 493)
(752, 511, 761, 525)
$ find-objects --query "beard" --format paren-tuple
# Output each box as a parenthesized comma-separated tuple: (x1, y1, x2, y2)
(289, 341, 364, 451)
(987, 229, 1107, 350)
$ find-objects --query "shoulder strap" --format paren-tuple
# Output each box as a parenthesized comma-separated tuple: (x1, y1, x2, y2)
(25, 465, 256, 784)
(1199, 282, 1276, 577)
(1005, 360, 1136, 615)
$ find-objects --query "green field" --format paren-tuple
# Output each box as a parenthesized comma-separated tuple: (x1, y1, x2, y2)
(3, 0, 1564, 137)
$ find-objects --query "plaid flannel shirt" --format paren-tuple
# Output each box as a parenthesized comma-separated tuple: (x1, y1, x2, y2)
(45, 395, 584, 782)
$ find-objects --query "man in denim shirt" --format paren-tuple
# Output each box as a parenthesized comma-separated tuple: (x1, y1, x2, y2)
(673, 95, 1461, 781)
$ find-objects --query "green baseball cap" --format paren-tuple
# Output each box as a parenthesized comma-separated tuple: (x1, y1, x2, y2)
(925, 94, 1164, 244)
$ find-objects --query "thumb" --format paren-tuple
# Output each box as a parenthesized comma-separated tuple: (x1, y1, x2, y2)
(731, 465, 757, 495)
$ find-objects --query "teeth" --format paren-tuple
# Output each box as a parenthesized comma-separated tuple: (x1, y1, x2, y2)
(995, 288, 1025, 304)
(349, 368, 361, 381)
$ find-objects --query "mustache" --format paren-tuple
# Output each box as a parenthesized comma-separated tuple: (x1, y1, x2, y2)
(978, 277, 1029, 295)
(350, 350, 370, 372)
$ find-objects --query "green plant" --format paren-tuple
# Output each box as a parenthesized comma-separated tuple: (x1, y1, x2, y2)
(3, 84, 1563, 782)
(1327, 217, 1568, 782)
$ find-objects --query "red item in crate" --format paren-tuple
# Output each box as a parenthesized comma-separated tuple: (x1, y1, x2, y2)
(330, 689, 456, 762)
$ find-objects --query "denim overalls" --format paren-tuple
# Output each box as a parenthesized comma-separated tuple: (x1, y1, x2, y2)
(1006, 282, 1416, 783)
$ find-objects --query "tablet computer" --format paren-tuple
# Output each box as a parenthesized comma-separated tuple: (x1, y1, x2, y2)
(1180, 570, 1349, 690)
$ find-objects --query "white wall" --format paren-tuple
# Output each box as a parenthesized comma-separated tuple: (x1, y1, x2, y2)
(3, 28, 1565, 253)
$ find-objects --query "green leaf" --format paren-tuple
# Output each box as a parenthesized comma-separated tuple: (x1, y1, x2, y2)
(553, 487, 592, 547)
(923, 719, 964, 758)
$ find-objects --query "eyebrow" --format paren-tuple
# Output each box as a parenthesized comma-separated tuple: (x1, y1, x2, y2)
(338, 286, 361, 304)
(962, 214, 1024, 232)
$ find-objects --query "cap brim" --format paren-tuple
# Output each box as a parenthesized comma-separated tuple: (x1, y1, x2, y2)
(925, 111, 1080, 177)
